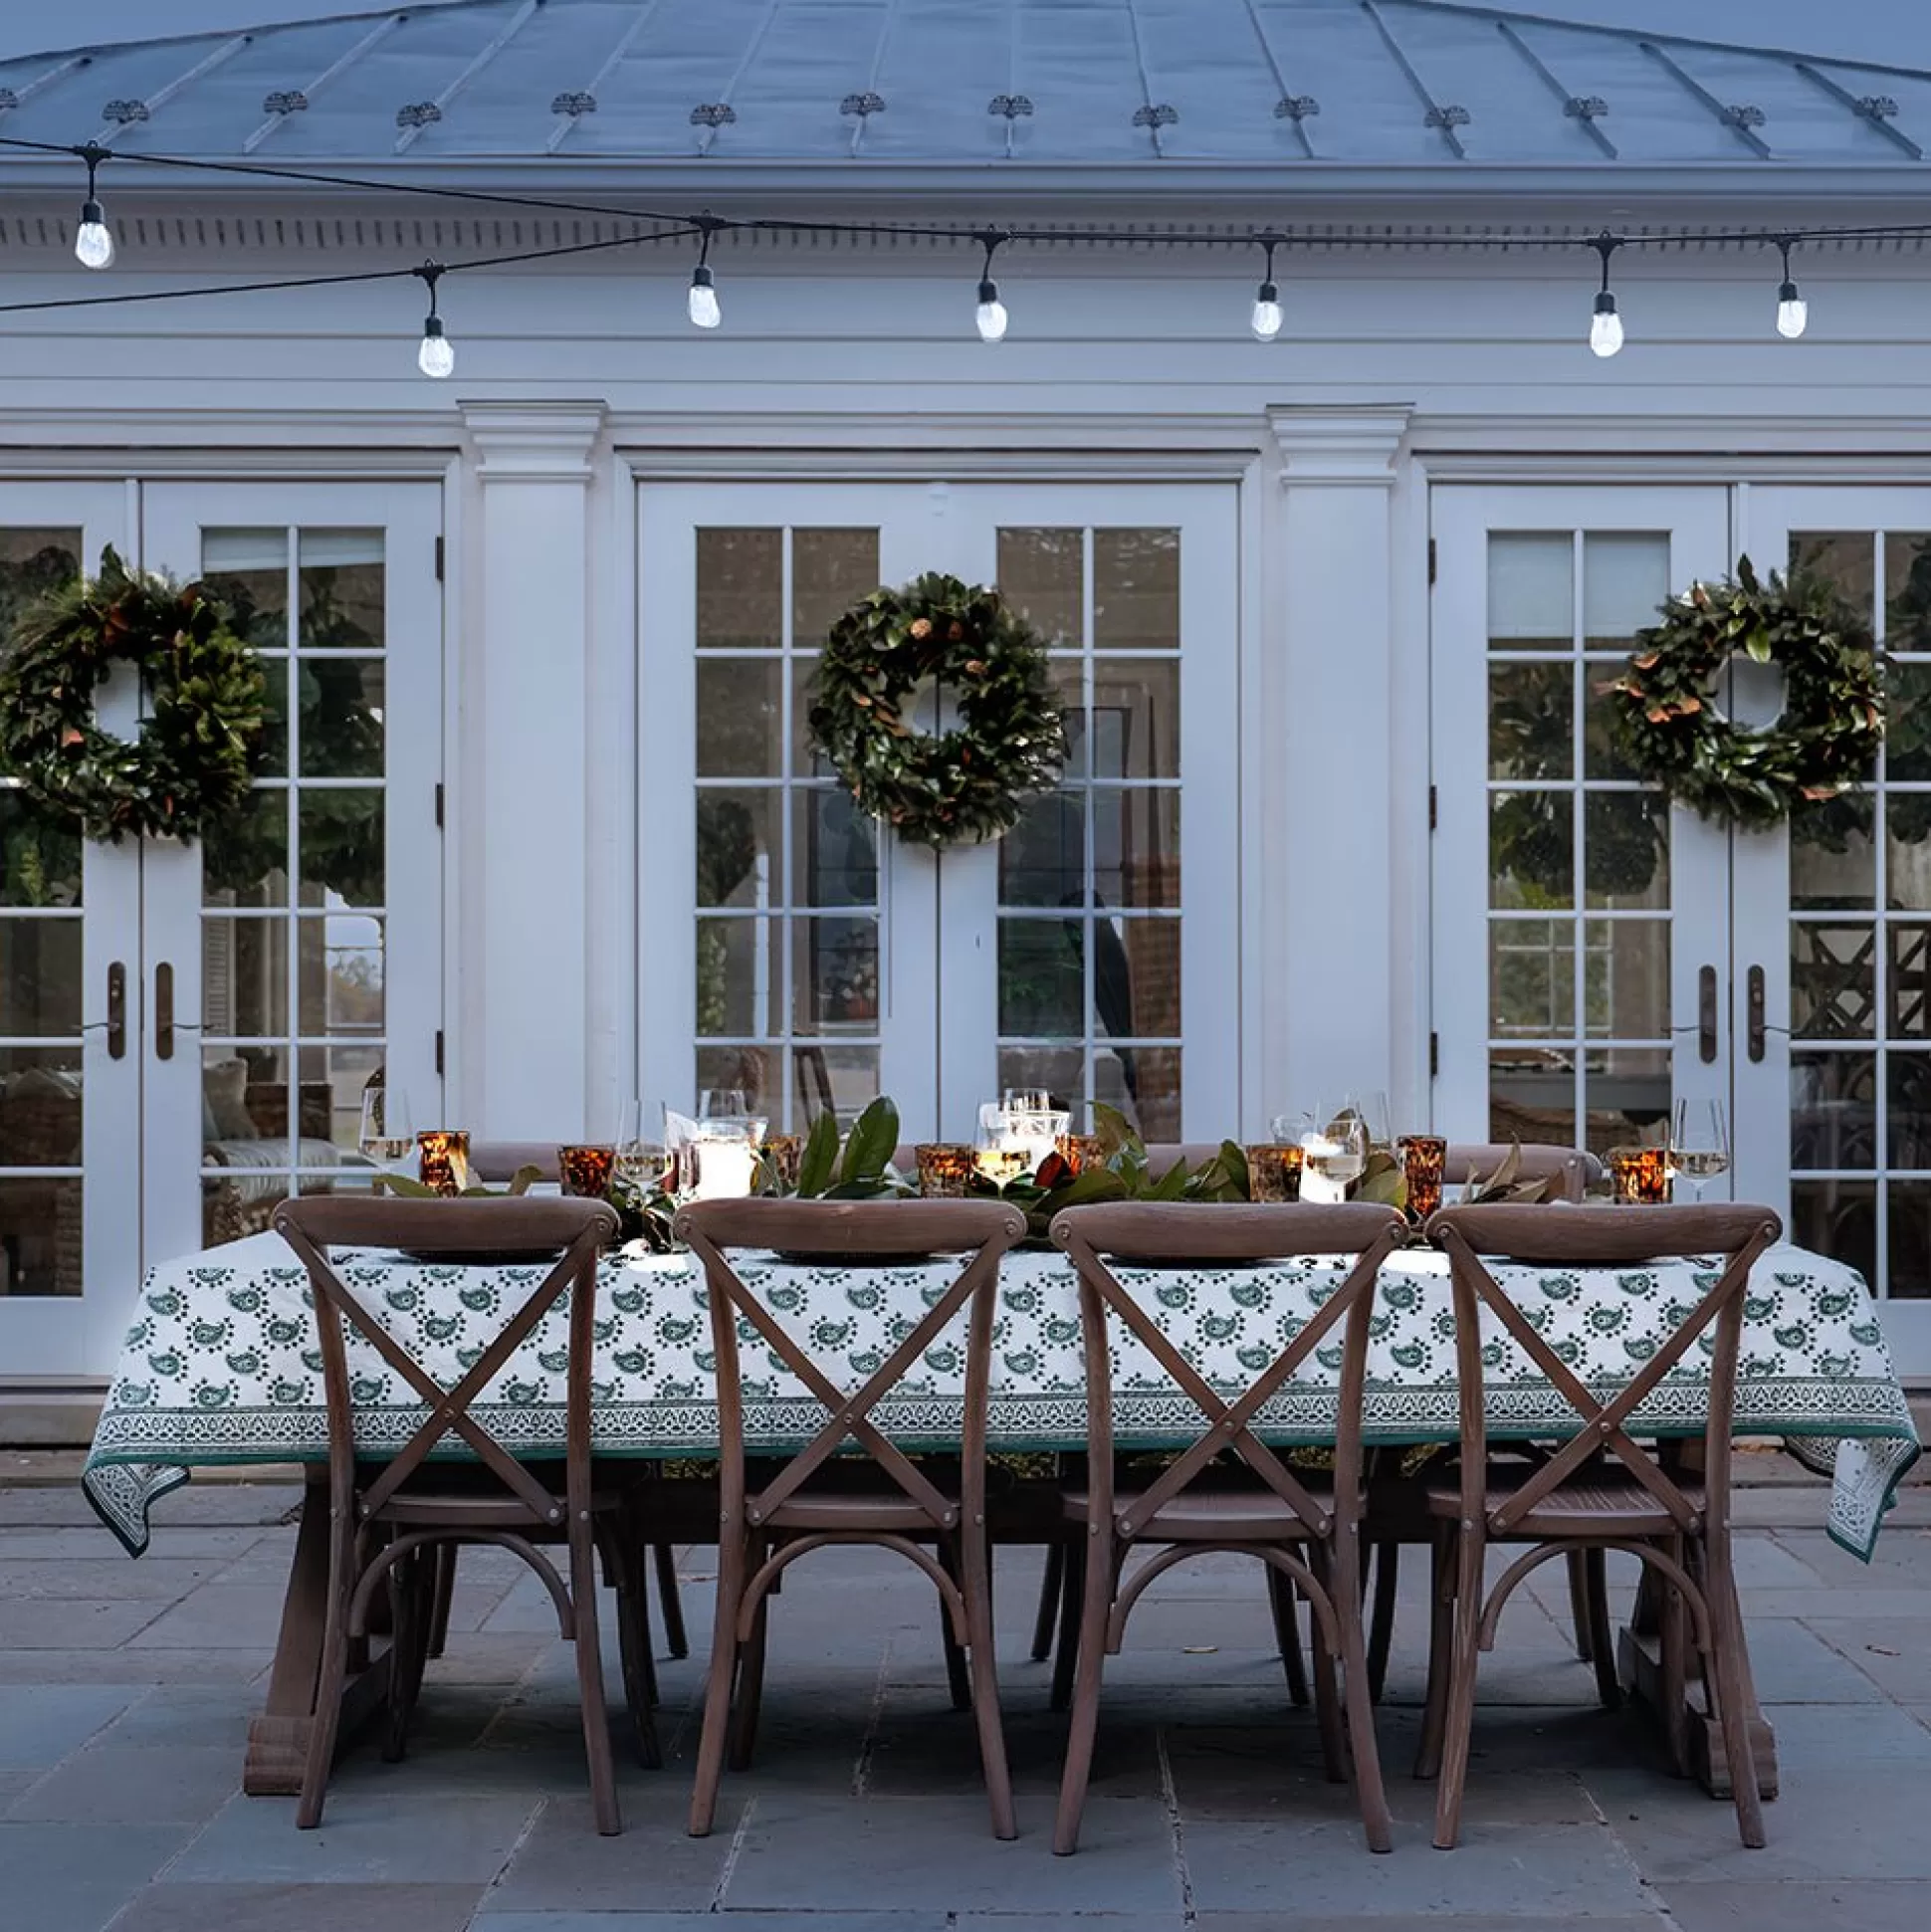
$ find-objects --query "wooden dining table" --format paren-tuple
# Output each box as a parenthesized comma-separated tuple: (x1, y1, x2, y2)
(83, 1230, 1921, 1798)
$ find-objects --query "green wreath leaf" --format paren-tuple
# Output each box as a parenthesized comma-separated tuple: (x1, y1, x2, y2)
(806, 572, 1067, 848)
(1608, 555, 1884, 831)
(0, 546, 268, 845)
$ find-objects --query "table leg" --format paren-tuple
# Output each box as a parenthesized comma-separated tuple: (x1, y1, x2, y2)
(243, 1469, 394, 1797)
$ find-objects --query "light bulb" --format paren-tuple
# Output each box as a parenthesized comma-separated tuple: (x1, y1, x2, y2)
(688, 265, 721, 328)
(75, 199, 113, 270)
(1251, 280, 1282, 341)
(1777, 280, 1808, 339)
(975, 278, 1007, 342)
(1590, 290, 1623, 358)
(417, 316, 454, 379)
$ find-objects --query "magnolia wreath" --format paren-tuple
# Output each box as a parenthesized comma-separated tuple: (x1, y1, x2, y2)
(1606, 555, 1884, 829)
(0, 545, 267, 843)
(807, 572, 1066, 847)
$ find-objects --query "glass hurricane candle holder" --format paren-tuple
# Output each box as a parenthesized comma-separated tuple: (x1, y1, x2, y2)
(1054, 1133, 1105, 1177)
(760, 1134, 803, 1192)
(1245, 1144, 1300, 1203)
(916, 1144, 973, 1197)
(1399, 1135, 1447, 1222)
(415, 1130, 471, 1196)
(558, 1144, 617, 1198)
(1608, 1144, 1671, 1205)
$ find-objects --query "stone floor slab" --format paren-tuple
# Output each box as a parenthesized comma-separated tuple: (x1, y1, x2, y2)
(1656, 1878, 1931, 1931)
(0, 1683, 138, 1766)
(95, 1686, 260, 1751)
(0, 1558, 228, 1603)
(0, 1822, 200, 1932)
(480, 1915, 955, 1932)
(484, 1792, 743, 1912)
(109, 1880, 487, 1932)
(0, 1597, 162, 1648)
(6, 1743, 241, 1825)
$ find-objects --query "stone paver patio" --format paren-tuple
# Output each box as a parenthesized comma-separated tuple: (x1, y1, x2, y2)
(3, 1458, 1930, 1932)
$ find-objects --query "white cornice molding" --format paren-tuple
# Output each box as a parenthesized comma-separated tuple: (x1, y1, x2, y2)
(1269, 405, 1413, 489)
(462, 400, 606, 483)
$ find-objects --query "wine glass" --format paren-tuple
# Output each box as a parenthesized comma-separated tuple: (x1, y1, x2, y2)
(1301, 1112, 1368, 1199)
(973, 1101, 1026, 1189)
(614, 1099, 666, 1196)
(1669, 1098, 1731, 1201)
(358, 1086, 414, 1179)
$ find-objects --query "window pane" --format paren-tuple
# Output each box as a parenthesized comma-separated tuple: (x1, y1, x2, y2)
(1790, 532, 1873, 622)
(1893, 924, 1931, 1041)
(1790, 1179, 1875, 1290)
(791, 529, 878, 647)
(1093, 529, 1179, 651)
(0, 920, 81, 1033)
(697, 659, 782, 776)
(0, 793, 81, 908)
(698, 1043, 779, 1120)
(203, 529, 289, 649)
(1884, 533, 1931, 652)
(1792, 925, 1876, 1040)
(1092, 789, 1180, 910)
(1888, 1052, 1931, 1170)
(1584, 918, 1668, 1039)
(791, 1044, 879, 1129)
(1584, 1047, 1669, 1158)
(299, 791, 383, 909)
(998, 918, 1082, 1035)
(696, 530, 780, 649)
(1490, 920, 1575, 1036)
(297, 914, 383, 1039)
(0, 1050, 83, 1166)
(1091, 658, 1179, 779)
(1490, 1048, 1574, 1147)
(1885, 801, 1931, 911)
(997, 1044, 1086, 1115)
(696, 918, 777, 1037)
(298, 658, 384, 777)
(202, 917, 288, 1036)
(0, 530, 80, 649)
(1584, 792, 1668, 909)
(1489, 662, 1572, 781)
(204, 791, 289, 908)
(297, 529, 384, 649)
(1583, 533, 1668, 647)
(1889, 1181, 1931, 1298)
(299, 1042, 382, 1152)
(1000, 793, 1083, 909)
(0, 1177, 83, 1296)
(696, 789, 778, 908)
(998, 528, 1083, 645)
(1490, 791, 1573, 908)
(792, 790, 876, 909)
(1110, 918, 1180, 1039)
(1791, 1051, 1876, 1170)
(1884, 662, 1931, 780)
(793, 917, 878, 1034)
(1791, 793, 1875, 912)
(1120, 1045, 1180, 1143)
(1583, 679, 1639, 780)
(1487, 533, 1572, 647)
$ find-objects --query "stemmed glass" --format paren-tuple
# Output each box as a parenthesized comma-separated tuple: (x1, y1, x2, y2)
(973, 1102, 1027, 1188)
(1669, 1098, 1731, 1201)
(358, 1086, 414, 1181)
(1300, 1109, 1368, 1200)
(614, 1099, 667, 1197)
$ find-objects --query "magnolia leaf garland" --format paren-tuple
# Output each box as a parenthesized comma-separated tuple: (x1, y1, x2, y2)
(807, 572, 1066, 848)
(1606, 554, 1884, 830)
(0, 545, 268, 844)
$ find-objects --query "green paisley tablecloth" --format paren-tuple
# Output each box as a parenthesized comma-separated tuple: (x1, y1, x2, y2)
(83, 1233, 1919, 1561)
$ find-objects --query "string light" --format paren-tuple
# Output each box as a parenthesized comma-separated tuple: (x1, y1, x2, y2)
(688, 215, 725, 328)
(1589, 231, 1623, 358)
(1775, 236, 1809, 339)
(974, 231, 1008, 343)
(1250, 234, 1283, 341)
(414, 262, 453, 378)
(73, 142, 113, 270)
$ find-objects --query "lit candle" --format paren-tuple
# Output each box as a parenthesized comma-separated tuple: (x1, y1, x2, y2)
(689, 1134, 757, 1200)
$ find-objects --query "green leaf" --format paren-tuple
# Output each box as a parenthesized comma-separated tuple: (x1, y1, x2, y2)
(793, 1111, 842, 1198)
(505, 1164, 543, 1197)
(838, 1095, 900, 1185)
(1148, 1157, 1191, 1201)
(375, 1173, 439, 1197)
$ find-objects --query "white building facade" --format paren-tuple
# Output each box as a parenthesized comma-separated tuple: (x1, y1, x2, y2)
(3, 0, 1931, 1418)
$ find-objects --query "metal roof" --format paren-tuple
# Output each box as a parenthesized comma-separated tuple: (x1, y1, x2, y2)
(0, 0, 1926, 173)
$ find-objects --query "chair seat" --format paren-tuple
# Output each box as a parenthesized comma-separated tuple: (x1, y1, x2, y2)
(758, 1492, 950, 1534)
(372, 1487, 624, 1529)
(1063, 1487, 1320, 1542)
(1425, 1476, 1705, 1539)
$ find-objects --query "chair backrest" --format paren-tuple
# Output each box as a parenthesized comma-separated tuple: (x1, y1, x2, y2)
(673, 1197, 1027, 1537)
(1424, 1202, 1782, 1539)
(274, 1194, 617, 1530)
(1443, 1142, 1602, 1202)
(1051, 1201, 1407, 1544)
(468, 1141, 563, 1183)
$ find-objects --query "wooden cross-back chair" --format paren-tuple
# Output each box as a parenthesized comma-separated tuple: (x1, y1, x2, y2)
(1049, 1200, 1407, 1858)
(274, 1193, 649, 1835)
(1418, 1201, 1781, 1851)
(674, 1196, 1028, 1841)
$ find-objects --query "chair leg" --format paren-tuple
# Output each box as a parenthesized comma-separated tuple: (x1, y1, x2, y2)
(1431, 1526, 1487, 1850)
(1031, 1541, 1065, 1662)
(425, 1542, 457, 1661)
(728, 1537, 772, 1775)
(654, 1542, 689, 1661)
(601, 1526, 662, 1771)
(1266, 1564, 1310, 1708)
(1414, 1522, 1454, 1781)
(938, 1541, 971, 1713)
(689, 1526, 748, 1837)
(1700, 1536, 1767, 1848)
(1324, 1535, 1394, 1854)
(1307, 1551, 1348, 1786)
(1052, 1528, 1116, 1856)
(1582, 1546, 1620, 1711)
(957, 1529, 1017, 1840)
(1565, 1548, 1594, 1663)
(567, 1522, 622, 1836)
(295, 1510, 360, 1830)
(1050, 1536, 1084, 1714)
(381, 1544, 434, 1764)
(1366, 1538, 1399, 1705)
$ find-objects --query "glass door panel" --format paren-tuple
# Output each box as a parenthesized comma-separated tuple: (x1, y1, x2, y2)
(0, 489, 141, 1376)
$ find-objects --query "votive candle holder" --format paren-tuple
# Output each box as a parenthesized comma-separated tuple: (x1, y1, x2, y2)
(416, 1130, 471, 1196)
(1246, 1144, 1302, 1203)
(916, 1143, 974, 1198)
(1608, 1144, 1671, 1205)
(1399, 1135, 1448, 1222)
(1054, 1133, 1105, 1177)
(558, 1144, 617, 1198)
(761, 1134, 803, 1192)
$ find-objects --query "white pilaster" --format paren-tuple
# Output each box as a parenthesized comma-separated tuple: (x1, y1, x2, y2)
(1264, 405, 1413, 1121)
(459, 401, 607, 1139)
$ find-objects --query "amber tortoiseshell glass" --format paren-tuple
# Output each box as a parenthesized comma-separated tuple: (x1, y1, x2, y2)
(415, 1130, 471, 1196)
(1054, 1134, 1105, 1176)
(558, 1144, 617, 1198)
(1245, 1144, 1303, 1202)
(1399, 1135, 1448, 1222)
(761, 1134, 803, 1191)
(1608, 1144, 1671, 1205)
(916, 1144, 974, 1198)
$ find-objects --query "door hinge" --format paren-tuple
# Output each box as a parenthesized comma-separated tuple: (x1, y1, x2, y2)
(1428, 783, 1437, 832)
(434, 781, 444, 829)
(434, 1029, 445, 1077)
(1429, 1032, 1439, 1079)
(433, 535, 445, 582)
(1427, 537, 1436, 586)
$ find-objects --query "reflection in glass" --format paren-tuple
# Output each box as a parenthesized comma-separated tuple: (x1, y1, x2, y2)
(1093, 529, 1180, 651)
(696, 918, 778, 1038)
(1584, 793, 1668, 908)
(1790, 1051, 1876, 1170)
(0, 531, 80, 661)
(0, 792, 81, 908)
(1091, 658, 1179, 779)
(0, 920, 81, 1034)
(1883, 661, 1931, 780)
(1488, 662, 1572, 781)
(696, 530, 780, 648)
(202, 529, 290, 649)
(793, 916, 878, 1032)
(0, 1177, 84, 1296)
(790, 1043, 880, 1127)
(0, 1050, 82, 1167)
(298, 657, 384, 776)
(1000, 792, 1083, 909)
(1885, 800, 1931, 911)
(1884, 534, 1931, 653)
(697, 1043, 777, 1120)
(300, 790, 384, 909)
(1582, 533, 1669, 645)
(1487, 532, 1573, 647)
(1790, 1179, 1875, 1293)
(696, 789, 776, 908)
(1891, 924, 1931, 1040)
(1888, 1051, 1931, 1169)
(1790, 793, 1875, 912)
(1585, 1047, 1671, 1156)
(1489, 1046, 1575, 1148)
(1123, 1045, 1180, 1142)
(1490, 790, 1573, 908)
(997, 528, 1082, 645)
(1584, 919, 1668, 1041)
(1889, 1181, 1931, 1299)
(203, 790, 289, 907)
(297, 914, 383, 1038)
(1092, 788, 1180, 909)
(296, 530, 384, 650)
(697, 659, 782, 776)
(996, 1045, 1085, 1117)
(792, 790, 876, 908)
(791, 529, 880, 646)
(1583, 677, 1640, 780)
(301, 1043, 381, 1152)
(202, 917, 288, 1035)
(998, 918, 1082, 1036)
(1115, 919, 1181, 1040)
(1791, 925, 1876, 1040)
(1790, 531, 1874, 620)
(1489, 920, 1576, 1037)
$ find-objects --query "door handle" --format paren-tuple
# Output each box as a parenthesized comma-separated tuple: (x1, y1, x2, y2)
(107, 962, 126, 1060)
(1698, 965, 1718, 1064)
(154, 962, 174, 1062)
(1748, 965, 1766, 1063)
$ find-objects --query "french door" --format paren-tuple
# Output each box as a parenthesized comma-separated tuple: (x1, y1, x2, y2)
(638, 481, 1240, 1143)
(1433, 483, 1931, 1372)
(0, 481, 442, 1380)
